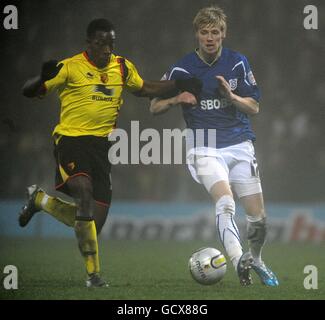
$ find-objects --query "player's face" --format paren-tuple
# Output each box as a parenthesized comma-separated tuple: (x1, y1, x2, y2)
(87, 30, 116, 68)
(196, 24, 225, 58)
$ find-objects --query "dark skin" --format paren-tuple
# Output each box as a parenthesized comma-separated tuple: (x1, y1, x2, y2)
(86, 30, 182, 97)
(22, 30, 199, 234)
(23, 30, 182, 98)
(67, 176, 108, 234)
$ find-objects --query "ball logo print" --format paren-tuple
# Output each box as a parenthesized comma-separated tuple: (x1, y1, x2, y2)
(211, 255, 227, 269)
(189, 248, 227, 285)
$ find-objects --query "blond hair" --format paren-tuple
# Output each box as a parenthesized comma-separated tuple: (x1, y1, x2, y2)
(193, 6, 227, 33)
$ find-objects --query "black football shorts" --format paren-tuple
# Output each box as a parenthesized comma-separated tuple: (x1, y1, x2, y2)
(53, 135, 112, 206)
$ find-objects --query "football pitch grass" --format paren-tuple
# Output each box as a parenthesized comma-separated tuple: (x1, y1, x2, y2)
(0, 238, 324, 300)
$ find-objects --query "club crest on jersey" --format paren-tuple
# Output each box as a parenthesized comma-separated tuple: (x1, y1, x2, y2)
(100, 73, 108, 83)
(228, 78, 238, 91)
(248, 71, 257, 85)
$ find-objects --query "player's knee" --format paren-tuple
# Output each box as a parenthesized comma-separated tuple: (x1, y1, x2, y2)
(216, 195, 235, 217)
(245, 205, 266, 220)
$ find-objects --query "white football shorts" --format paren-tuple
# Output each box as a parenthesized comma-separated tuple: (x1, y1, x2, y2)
(187, 140, 262, 198)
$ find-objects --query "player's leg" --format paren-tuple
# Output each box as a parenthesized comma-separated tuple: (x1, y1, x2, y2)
(59, 135, 108, 286)
(240, 193, 266, 265)
(90, 139, 113, 235)
(19, 186, 110, 234)
(19, 135, 83, 228)
(93, 202, 109, 235)
(67, 175, 107, 287)
(209, 180, 242, 268)
(239, 193, 279, 286)
(19, 185, 76, 228)
(230, 141, 279, 286)
(193, 156, 251, 285)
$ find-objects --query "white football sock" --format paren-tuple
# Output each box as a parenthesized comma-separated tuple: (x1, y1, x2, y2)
(215, 195, 243, 271)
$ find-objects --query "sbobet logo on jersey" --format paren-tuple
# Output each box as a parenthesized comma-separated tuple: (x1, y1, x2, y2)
(200, 98, 230, 110)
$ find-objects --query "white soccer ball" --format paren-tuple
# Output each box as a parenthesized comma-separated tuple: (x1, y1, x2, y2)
(189, 247, 227, 285)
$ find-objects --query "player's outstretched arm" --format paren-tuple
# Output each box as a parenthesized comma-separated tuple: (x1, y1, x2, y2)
(135, 78, 202, 99)
(150, 92, 197, 115)
(22, 60, 63, 98)
(216, 76, 259, 115)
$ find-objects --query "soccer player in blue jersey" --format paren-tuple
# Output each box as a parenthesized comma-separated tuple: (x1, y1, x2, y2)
(150, 6, 279, 287)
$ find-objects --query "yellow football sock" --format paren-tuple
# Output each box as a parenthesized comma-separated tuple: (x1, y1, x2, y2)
(35, 191, 76, 227)
(74, 219, 100, 275)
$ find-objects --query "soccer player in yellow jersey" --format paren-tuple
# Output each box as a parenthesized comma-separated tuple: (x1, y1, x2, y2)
(20, 19, 202, 287)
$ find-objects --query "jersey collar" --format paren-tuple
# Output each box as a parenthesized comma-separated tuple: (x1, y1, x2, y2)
(195, 46, 223, 66)
(83, 51, 114, 69)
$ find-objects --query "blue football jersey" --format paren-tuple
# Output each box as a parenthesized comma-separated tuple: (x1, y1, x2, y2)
(163, 48, 260, 148)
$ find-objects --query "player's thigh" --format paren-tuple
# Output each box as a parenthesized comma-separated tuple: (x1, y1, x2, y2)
(194, 156, 232, 201)
(91, 140, 113, 208)
(67, 175, 93, 198)
(54, 135, 93, 199)
(229, 142, 262, 200)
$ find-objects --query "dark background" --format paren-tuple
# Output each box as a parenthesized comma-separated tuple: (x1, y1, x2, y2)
(1, 0, 324, 202)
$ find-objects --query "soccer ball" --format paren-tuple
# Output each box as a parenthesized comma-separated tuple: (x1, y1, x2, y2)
(188, 247, 227, 285)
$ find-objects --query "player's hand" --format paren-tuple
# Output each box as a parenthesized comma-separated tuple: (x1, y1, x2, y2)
(216, 76, 234, 101)
(175, 78, 202, 97)
(175, 92, 197, 106)
(41, 60, 63, 82)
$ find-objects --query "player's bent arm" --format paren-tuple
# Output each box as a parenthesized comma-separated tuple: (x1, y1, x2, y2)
(23, 60, 64, 98)
(216, 76, 259, 115)
(134, 78, 202, 99)
(150, 92, 197, 115)
(134, 80, 178, 98)
(231, 95, 259, 116)
(150, 97, 179, 115)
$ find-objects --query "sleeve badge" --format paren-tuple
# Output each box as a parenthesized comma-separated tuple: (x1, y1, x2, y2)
(248, 71, 257, 86)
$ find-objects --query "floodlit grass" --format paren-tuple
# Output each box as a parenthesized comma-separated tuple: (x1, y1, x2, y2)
(0, 238, 324, 300)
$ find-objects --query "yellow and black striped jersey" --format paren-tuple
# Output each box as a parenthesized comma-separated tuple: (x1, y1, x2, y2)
(43, 52, 144, 137)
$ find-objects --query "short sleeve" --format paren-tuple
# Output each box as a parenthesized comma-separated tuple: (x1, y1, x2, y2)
(235, 56, 260, 102)
(43, 61, 68, 94)
(158, 65, 193, 99)
(124, 59, 144, 92)
(164, 66, 192, 81)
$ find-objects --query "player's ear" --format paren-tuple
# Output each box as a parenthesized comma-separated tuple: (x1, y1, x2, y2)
(221, 28, 226, 39)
